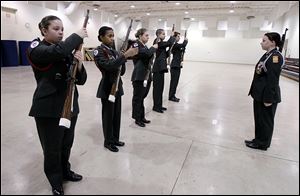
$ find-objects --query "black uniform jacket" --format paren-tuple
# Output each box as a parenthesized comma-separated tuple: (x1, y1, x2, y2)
(170, 40, 188, 68)
(94, 44, 126, 99)
(131, 40, 157, 82)
(152, 36, 176, 73)
(27, 33, 87, 118)
(248, 48, 284, 103)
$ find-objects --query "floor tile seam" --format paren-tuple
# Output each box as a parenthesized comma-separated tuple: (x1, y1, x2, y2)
(170, 140, 193, 195)
(129, 126, 299, 163)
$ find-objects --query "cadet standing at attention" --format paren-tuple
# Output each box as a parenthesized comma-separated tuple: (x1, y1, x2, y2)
(246, 32, 284, 151)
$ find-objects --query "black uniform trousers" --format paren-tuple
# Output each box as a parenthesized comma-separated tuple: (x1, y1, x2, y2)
(101, 97, 121, 145)
(169, 67, 181, 99)
(253, 100, 278, 147)
(34, 116, 78, 189)
(132, 80, 151, 121)
(153, 71, 165, 109)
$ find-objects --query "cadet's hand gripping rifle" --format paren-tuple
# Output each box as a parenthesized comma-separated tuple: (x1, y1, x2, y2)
(108, 19, 133, 102)
(167, 24, 175, 65)
(180, 29, 187, 66)
(143, 37, 159, 87)
(59, 10, 89, 128)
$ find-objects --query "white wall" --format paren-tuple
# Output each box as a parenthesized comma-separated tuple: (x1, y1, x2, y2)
(1, 1, 71, 41)
(272, 2, 299, 58)
(1, 1, 299, 64)
(184, 37, 263, 65)
(142, 2, 299, 64)
(142, 17, 267, 65)
(1, 1, 115, 48)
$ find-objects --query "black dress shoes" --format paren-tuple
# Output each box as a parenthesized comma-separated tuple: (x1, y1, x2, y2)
(161, 107, 167, 111)
(114, 141, 125, 146)
(169, 97, 180, 102)
(104, 143, 119, 152)
(245, 141, 268, 151)
(52, 187, 64, 195)
(135, 120, 146, 127)
(153, 108, 164, 113)
(244, 139, 255, 145)
(63, 171, 83, 182)
(142, 118, 151, 124)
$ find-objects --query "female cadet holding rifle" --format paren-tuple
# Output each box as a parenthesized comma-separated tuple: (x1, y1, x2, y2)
(27, 15, 88, 195)
(131, 28, 158, 127)
(93, 26, 138, 152)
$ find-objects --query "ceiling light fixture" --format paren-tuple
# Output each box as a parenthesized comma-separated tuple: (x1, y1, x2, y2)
(93, 4, 100, 11)
(229, 2, 235, 13)
(130, 5, 135, 8)
(175, 2, 180, 5)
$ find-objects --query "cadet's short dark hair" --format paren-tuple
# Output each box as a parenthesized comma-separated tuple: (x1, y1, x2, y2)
(98, 26, 113, 42)
(38, 15, 61, 36)
(156, 29, 164, 36)
(264, 32, 282, 48)
(135, 28, 147, 38)
(173, 31, 180, 37)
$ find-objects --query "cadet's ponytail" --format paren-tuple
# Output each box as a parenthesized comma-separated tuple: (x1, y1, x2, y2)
(265, 32, 282, 48)
(39, 15, 61, 36)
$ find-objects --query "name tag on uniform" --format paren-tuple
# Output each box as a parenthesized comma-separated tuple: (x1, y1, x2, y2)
(109, 54, 116, 60)
(94, 50, 98, 56)
(273, 56, 279, 63)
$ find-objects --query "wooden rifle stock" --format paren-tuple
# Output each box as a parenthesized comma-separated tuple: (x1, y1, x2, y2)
(167, 24, 175, 65)
(59, 10, 89, 128)
(108, 19, 133, 102)
(143, 37, 159, 87)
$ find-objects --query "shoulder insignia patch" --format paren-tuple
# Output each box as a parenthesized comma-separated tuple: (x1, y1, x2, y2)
(273, 56, 279, 63)
(30, 41, 39, 48)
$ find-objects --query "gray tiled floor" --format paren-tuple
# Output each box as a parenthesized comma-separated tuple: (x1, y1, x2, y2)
(1, 61, 299, 195)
